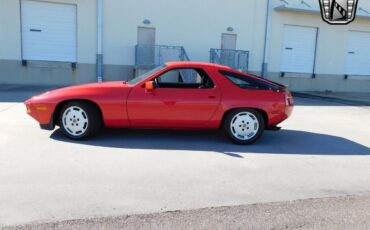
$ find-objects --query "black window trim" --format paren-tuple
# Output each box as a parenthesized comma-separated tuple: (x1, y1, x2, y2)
(153, 67, 215, 89)
(219, 70, 279, 91)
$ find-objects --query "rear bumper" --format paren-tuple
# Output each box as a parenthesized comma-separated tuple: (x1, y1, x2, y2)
(268, 104, 294, 127)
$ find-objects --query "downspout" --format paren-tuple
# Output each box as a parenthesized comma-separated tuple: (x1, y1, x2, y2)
(96, 0, 103, 82)
(262, 0, 273, 78)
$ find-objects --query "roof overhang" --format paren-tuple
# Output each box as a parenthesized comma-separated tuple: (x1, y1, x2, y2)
(275, 2, 370, 19)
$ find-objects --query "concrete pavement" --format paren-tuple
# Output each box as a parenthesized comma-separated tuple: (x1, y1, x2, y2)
(0, 86, 369, 227)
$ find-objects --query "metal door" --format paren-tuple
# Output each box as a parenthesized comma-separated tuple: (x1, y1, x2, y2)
(137, 27, 156, 66)
(221, 34, 237, 68)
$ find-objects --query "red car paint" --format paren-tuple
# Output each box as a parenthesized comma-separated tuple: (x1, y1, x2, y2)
(24, 62, 293, 130)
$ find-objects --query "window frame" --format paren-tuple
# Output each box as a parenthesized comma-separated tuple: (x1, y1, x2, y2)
(219, 70, 279, 91)
(153, 67, 215, 89)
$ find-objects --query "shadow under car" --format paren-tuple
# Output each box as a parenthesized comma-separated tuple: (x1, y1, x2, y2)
(50, 128, 370, 156)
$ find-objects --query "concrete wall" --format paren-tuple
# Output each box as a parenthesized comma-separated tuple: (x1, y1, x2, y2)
(0, 0, 266, 85)
(103, 0, 267, 74)
(0, 0, 22, 61)
(0, 0, 369, 91)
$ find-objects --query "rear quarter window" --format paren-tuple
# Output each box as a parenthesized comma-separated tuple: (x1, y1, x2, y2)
(219, 70, 278, 91)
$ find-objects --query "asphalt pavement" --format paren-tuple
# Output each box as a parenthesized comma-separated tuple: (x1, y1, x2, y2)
(0, 85, 369, 228)
(4, 193, 370, 230)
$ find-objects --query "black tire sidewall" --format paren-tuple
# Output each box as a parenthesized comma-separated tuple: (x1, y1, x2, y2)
(59, 102, 101, 140)
(223, 109, 265, 145)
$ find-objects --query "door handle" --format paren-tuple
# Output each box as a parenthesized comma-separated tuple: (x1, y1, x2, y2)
(30, 29, 42, 32)
(208, 95, 216, 99)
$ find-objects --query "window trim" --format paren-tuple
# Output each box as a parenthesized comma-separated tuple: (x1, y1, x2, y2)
(219, 70, 279, 91)
(153, 67, 215, 89)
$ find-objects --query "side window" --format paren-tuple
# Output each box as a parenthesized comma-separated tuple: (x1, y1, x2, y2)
(155, 68, 215, 89)
(220, 71, 270, 90)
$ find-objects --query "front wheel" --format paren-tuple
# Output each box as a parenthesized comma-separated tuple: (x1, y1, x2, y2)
(59, 102, 101, 140)
(223, 109, 265, 145)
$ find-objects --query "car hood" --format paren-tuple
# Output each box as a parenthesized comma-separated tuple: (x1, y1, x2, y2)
(26, 81, 133, 103)
(52, 81, 131, 92)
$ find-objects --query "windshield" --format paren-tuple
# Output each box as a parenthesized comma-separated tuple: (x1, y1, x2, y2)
(128, 65, 166, 85)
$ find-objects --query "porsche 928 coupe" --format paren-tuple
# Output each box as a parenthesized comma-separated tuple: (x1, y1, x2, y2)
(25, 62, 294, 144)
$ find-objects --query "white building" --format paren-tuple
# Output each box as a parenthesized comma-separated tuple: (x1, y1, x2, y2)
(1, 0, 370, 92)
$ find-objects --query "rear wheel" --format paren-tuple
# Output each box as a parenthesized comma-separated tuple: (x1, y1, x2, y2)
(59, 102, 101, 140)
(223, 109, 265, 145)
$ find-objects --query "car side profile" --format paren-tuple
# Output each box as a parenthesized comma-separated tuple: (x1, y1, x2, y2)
(25, 62, 294, 144)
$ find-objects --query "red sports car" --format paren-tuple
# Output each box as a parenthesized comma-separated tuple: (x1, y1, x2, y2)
(25, 62, 293, 144)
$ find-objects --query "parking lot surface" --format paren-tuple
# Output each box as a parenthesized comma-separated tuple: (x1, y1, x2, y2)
(0, 86, 369, 227)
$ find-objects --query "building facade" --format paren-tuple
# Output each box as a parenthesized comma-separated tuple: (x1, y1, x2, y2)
(0, 0, 370, 92)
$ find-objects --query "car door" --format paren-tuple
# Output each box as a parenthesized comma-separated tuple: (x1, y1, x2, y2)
(127, 68, 221, 128)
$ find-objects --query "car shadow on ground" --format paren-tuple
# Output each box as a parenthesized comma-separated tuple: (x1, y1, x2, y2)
(50, 129, 370, 157)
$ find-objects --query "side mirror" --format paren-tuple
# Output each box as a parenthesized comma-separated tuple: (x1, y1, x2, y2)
(145, 81, 155, 92)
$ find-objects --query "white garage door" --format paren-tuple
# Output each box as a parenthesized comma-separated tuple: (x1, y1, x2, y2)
(346, 31, 370, 76)
(281, 25, 317, 73)
(21, 0, 77, 62)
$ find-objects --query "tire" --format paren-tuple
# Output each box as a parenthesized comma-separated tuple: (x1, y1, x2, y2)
(223, 109, 265, 145)
(59, 101, 102, 140)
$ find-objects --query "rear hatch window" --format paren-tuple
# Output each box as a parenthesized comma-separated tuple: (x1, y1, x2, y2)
(219, 70, 285, 91)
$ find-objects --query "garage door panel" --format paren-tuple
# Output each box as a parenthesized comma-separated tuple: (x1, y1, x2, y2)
(346, 31, 370, 76)
(281, 26, 317, 74)
(21, 0, 77, 62)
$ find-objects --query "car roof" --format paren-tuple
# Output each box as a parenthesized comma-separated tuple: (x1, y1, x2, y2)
(165, 61, 284, 89)
(165, 61, 233, 70)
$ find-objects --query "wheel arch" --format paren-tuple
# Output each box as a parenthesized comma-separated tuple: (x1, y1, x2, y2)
(220, 107, 268, 129)
(53, 99, 104, 126)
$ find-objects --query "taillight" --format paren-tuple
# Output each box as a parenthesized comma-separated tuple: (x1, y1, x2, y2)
(285, 91, 294, 106)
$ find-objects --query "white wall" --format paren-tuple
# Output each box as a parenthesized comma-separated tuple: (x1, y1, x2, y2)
(76, 0, 97, 64)
(1, 0, 370, 90)
(0, 0, 22, 60)
(269, 0, 370, 75)
(103, 0, 267, 72)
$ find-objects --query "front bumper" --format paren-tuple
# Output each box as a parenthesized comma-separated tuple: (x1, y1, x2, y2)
(39, 113, 55, 130)
(24, 100, 55, 130)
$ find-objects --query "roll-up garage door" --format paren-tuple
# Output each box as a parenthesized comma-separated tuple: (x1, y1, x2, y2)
(21, 0, 77, 62)
(281, 25, 317, 74)
(346, 31, 370, 76)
